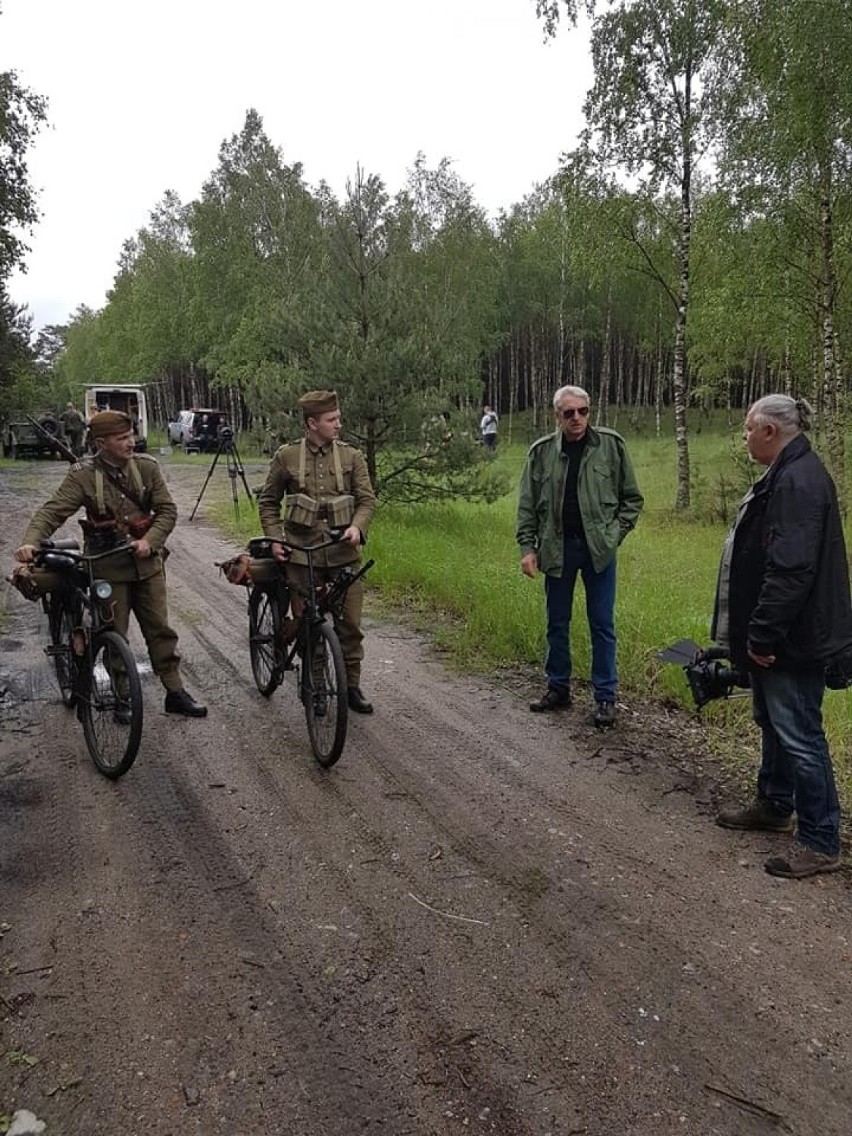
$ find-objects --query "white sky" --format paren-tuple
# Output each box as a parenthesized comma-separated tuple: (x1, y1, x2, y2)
(3, 0, 591, 330)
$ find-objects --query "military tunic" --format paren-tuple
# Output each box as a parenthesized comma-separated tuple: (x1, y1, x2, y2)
(59, 408, 86, 455)
(257, 439, 376, 684)
(21, 454, 184, 692)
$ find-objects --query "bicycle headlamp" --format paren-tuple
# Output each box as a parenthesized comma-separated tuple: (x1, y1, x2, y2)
(93, 579, 113, 601)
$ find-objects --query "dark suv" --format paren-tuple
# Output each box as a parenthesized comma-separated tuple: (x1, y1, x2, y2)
(167, 409, 228, 453)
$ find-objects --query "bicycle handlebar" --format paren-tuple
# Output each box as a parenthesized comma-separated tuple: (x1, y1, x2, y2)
(36, 539, 136, 566)
(249, 528, 351, 557)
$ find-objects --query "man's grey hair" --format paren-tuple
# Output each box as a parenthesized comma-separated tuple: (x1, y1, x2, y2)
(749, 394, 813, 436)
(553, 385, 590, 409)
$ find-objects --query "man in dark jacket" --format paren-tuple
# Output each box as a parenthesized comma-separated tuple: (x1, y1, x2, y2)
(714, 394, 852, 878)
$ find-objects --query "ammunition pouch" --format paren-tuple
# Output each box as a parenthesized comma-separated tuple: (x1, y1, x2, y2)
(123, 515, 154, 540)
(324, 494, 355, 527)
(283, 492, 355, 529)
(283, 493, 319, 529)
(80, 516, 121, 554)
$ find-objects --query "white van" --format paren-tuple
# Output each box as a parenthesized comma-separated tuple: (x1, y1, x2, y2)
(83, 384, 148, 451)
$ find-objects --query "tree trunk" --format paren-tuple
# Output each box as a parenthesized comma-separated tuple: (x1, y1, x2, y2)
(819, 180, 845, 513)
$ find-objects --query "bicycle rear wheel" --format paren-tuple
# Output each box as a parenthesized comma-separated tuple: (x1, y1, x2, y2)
(48, 592, 80, 708)
(302, 621, 348, 768)
(80, 630, 143, 778)
(248, 587, 283, 697)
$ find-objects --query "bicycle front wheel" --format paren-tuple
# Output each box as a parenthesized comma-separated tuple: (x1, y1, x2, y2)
(248, 587, 283, 697)
(303, 621, 348, 769)
(48, 592, 79, 708)
(80, 630, 143, 778)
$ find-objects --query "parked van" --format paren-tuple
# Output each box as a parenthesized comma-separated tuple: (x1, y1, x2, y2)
(83, 385, 148, 451)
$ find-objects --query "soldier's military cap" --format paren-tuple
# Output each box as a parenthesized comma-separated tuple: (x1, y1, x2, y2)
(88, 410, 133, 438)
(298, 390, 339, 419)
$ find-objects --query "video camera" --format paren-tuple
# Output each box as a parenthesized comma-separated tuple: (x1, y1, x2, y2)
(658, 639, 749, 710)
(218, 423, 234, 444)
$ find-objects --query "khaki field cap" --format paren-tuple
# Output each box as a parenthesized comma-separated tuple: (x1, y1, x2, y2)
(88, 410, 133, 438)
(298, 389, 339, 419)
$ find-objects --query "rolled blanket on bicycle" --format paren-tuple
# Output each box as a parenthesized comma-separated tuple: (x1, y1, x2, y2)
(6, 563, 63, 601)
(218, 553, 281, 587)
(219, 553, 252, 586)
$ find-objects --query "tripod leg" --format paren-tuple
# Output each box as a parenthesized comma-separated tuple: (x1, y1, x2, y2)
(189, 446, 223, 521)
(226, 450, 241, 520)
(230, 443, 257, 510)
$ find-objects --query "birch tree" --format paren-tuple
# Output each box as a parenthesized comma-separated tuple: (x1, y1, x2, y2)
(537, 0, 728, 508)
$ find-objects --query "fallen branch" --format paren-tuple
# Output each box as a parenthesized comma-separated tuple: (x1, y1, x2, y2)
(407, 892, 489, 926)
(705, 1083, 792, 1130)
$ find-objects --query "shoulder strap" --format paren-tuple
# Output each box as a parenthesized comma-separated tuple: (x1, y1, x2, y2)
(332, 441, 345, 493)
(95, 467, 106, 516)
(298, 438, 307, 491)
(96, 457, 150, 513)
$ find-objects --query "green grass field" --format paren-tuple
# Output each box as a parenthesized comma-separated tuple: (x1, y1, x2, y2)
(210, 417, 852, 814)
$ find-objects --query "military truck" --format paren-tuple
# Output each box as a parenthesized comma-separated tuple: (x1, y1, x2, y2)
(83, 384, 148, 451)
(2, 414, 62, 459)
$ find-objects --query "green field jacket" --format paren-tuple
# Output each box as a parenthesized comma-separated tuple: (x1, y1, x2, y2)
(516, 427, 644, 574)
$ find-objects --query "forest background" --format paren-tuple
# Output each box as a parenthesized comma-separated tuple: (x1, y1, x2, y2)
(3, 1, 852, 806)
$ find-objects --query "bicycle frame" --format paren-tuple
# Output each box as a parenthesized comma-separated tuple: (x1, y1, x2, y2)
(35, 538, 145, 778)
(38, 538, 129, 644)
(245, 531, 374, 767)
(250, 532, 374, 663)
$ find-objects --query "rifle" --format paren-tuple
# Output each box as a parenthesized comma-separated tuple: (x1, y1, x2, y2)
(26, 415, 81, 465)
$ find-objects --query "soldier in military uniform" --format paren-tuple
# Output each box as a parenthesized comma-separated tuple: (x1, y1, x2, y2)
(59, 401, 86, 457)
(15, 410, 207, 718)
(258, 390, 377, 713)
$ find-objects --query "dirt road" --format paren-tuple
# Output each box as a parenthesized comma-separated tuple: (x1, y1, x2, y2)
(1, 460, 850, 1136)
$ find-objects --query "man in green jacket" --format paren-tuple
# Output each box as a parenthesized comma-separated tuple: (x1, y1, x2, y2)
(15, 410, 207, 718)
(516, 385, 643, 728)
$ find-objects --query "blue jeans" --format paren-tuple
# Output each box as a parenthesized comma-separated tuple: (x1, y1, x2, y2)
(751, 667, 840, 855)
(544, 538, 617, 702)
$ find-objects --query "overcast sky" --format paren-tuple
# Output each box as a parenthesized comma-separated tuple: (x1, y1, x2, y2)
(3, 0, 591, 330)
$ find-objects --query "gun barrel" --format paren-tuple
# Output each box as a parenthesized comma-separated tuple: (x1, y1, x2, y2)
(26, 415, 79, 463)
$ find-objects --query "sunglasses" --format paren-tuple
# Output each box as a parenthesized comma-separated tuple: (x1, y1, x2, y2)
(558, 406, 590, 418)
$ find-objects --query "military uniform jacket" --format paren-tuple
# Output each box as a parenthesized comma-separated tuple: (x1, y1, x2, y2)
(258, 438, 376, 568)
(22, 454, 177, 582)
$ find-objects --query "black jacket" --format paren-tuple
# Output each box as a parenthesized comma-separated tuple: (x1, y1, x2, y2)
(716, 434, 852, 671)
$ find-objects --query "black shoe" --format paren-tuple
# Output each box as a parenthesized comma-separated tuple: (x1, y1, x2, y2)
(113, 701, 132, 726)
(347, 686, 374, 714)
(164, 689, 208, 718)
(529, 687, 570, 712)
(593, 701, 616, 729)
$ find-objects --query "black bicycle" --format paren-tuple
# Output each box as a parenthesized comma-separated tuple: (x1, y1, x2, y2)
(246, 534, 374, 769)
(36, 539, 143, 778)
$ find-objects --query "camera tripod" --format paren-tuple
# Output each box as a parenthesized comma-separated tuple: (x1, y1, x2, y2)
(189, 432, 256, 521)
